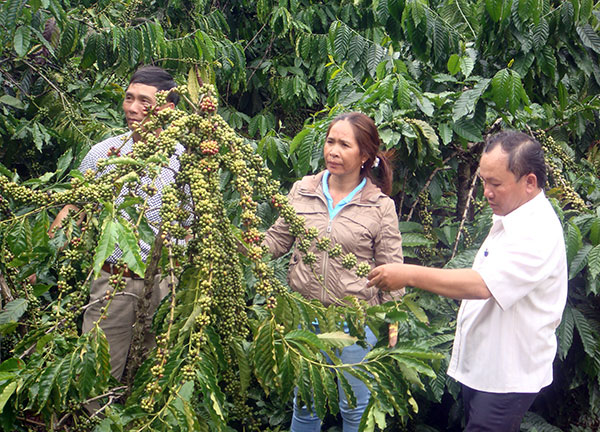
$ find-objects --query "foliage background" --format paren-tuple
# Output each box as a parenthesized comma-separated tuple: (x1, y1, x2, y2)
(1, 0, 600, 431)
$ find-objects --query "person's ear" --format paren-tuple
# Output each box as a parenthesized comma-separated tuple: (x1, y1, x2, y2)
(155, 101, 175, 112)
(525, 173, 538, 191)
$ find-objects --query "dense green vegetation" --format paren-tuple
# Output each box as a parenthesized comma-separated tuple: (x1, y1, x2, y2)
(1, 0, 600, 431)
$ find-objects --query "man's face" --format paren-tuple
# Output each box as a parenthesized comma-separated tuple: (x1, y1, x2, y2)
(479, 146, 534, 216)
(122, 83, 159, 130)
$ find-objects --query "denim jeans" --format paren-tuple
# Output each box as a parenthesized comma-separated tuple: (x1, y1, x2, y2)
(290, 325, 377, 432)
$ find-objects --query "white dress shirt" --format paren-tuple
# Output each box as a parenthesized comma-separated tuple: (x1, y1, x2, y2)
(447, 191, 568, 393)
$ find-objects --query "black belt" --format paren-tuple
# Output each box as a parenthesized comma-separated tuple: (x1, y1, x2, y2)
(101, 262, 142, 279)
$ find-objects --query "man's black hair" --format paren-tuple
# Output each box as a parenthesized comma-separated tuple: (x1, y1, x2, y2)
(484, 130, 547, 189)
(129, 65, 179, 106)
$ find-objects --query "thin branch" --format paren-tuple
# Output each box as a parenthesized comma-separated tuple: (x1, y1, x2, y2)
(455, 0, 476, 39)
(243, 20, 269, 52)
(86, 386, 128, 420)
(451, 167, 479, 259)
(246, 35, 275, 86)
(405, 151, 458, 221)
(15, 416, 45, 427)
(81, 291, 141, 311)
(124, 229, 163, 386)
(0, 271, 14, 304)
(397, 174, 407, 220)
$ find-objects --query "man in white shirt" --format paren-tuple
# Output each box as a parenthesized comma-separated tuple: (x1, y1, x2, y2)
(367, 130, 568, 431)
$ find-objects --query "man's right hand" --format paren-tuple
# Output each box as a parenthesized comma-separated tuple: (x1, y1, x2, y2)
(367, 263, 408, 292)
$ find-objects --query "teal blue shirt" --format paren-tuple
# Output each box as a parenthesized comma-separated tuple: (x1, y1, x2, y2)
(322, 171, 366, 219)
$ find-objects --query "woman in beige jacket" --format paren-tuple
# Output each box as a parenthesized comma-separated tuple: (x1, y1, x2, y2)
(264, 112, 404, 432)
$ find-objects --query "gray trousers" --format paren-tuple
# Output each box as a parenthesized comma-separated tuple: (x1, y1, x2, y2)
(82, 269, 169, 381)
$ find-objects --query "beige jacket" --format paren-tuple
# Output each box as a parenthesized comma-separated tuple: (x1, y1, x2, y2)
(264, 171, 404, 306)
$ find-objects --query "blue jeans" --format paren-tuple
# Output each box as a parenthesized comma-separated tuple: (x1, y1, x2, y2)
(290, 325, 376, 432)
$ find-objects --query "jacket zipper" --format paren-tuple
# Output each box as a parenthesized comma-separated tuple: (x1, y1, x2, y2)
(320, 219, 333, 303)
(298, 187, 379, 304)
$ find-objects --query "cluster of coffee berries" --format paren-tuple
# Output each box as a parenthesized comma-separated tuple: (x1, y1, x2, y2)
(200, 139, 219, 155)
(538, 132, 587, 212)
(341, 253, 358, 270)
(355, 262, 371, 278)
(200, 95, 217, 113)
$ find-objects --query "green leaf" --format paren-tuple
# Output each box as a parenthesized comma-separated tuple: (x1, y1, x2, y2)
(310, 364, 327, 419)
(78, 343, 96, 398)
(587, 244, 600, 280)
(566, 222, 583, 263)
(321, 367, 339, 416)
(252, 322, 277, 394)
(290, 128, 311, 154)
(576, 24, 600, 54)
(316, 331, 357, 350)
(0, 95, 25, 110)
(55, 149, 73, 178)
(532, 18, 549, 50)
(93, 328, 111, 387)
(557, 81, 568, 111)
(590, 218, 600, 246)
(332, 21, 351, 60)
(491, 68, 510, 108)
(0, 382, 17, 413)
(557, 306, 574, 360)
(447, 54, 460, 75)
(115, 220, 145, 277)
(507, 70, 524, 114)
(460, 55, 475, 78)
(35, 358, 64, 410)
(232, 340, 251, 394)
(579, 0, 592, 21)
(59, 21, 78, 58)
(402, 297, 429, 324)
(569, 243, 592, 280)
(13, 26, 31, 57)
(4, 0, 22, 31)
(452, 79, 490, 121)
(56, 354, 73, 405)
(452, 117, 482, 142)
(294, 358, 314, 413)
(93, 219, 118, 277)
(0, 299, 28, 326)
(572, 308, 598, 358)
(337, 370, 356, 408)
(296, 129, 315, 176)
(401, 232, 434, 247)
(396, 74, 412, 109)
(279, 352, 296, 401)
(285, 329, 326, 351)
(485, 0, 503, 22)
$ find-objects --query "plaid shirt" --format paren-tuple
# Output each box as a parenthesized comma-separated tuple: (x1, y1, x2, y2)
(79, 133, 184, 263)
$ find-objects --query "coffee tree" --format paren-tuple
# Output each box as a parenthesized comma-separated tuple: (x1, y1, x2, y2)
(0, 77, 446, 431)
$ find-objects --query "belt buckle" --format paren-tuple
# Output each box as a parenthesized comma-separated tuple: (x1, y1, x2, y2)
(103, 262, 141, 279)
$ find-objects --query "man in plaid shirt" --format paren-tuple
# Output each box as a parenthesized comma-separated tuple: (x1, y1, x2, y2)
(49, 66, 182, 382)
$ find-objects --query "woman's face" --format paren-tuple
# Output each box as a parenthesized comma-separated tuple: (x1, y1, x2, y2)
(324, 120, 365, 182)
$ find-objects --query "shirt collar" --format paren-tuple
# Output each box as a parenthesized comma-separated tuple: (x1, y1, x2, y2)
(492, 190, 545, 234)
(322, 170, 367, 219)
